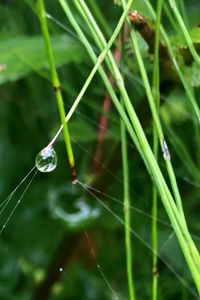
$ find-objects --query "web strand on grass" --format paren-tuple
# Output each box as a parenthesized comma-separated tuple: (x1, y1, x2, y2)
(0, 163, 198, 297)
(0, 170, 38, 235)
(78, 179, 199, 299)
(0, 165, 37, 215)
(84, 231, 120, 300)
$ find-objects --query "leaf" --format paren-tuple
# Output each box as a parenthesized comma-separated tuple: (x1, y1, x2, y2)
(0, 34, 86, 84)
(183, 62, 200, 87)
(160, 89, 191, 124)
(171, 27, 200, 48)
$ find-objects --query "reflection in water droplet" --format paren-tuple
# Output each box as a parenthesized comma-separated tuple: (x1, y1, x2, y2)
(35, 147, 57, 173)
(48, 185, 101, 230)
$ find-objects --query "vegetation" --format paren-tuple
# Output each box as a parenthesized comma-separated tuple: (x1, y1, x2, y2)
(0, 0, 199, 299)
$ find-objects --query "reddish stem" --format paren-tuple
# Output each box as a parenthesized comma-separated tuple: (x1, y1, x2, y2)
(92, 36, 122, 173)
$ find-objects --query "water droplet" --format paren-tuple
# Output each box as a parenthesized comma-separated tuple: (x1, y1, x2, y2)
(162, 139, 171, 161)
(35, 147, 57, 173)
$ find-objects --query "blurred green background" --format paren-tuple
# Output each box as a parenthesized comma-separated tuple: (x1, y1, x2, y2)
(0, 1, 200, 299)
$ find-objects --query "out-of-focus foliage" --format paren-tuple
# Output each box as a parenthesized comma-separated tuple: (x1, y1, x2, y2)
(0, 1, 199, 300)
(0, 35, 87, 84)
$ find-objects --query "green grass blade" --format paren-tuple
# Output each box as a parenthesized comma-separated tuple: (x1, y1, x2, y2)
(37, 0, 77, 183)
(61, 0, 200, 292)
(169, 0, 200, 67)
(145, 0, 200, 125)
(152, 1, 163, 299)
(121, 108, 136, 300)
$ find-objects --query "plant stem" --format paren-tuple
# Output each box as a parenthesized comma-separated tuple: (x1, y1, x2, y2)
(152, 1, 163, 299)
(145, 1, 200, 125)
(169, 0, 200, 67)
(48, 0, 136, 150)
(121, 111, 136, 300)
(126, 8, 185, 221)
(37, 0, 77, 183)
(163, 2, 179, 33)
(87, 0, 112, 37)
(124, 0, 200, 277)
(179, 0, 188, 27)
(70, 0, 200, 292)
(58, 0, 143, 159)
(162, 123, 200, 181)
(121, 26, 136, 299)
(144, 0, 200, 279)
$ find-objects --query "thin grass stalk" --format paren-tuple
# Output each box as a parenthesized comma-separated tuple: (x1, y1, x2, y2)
(144, 0, 200, 269)
(169, 0, 200, 67)
(73, 0, 192, 236)
(163, 3, 180, 33)
(121, 27, 136, 299)
(144, 1, 200, 124)
(151, 140, 158, 299)
(163, 123, 200, 181)
(122, 0, 186, 221)
(145, 0, 200, 276)
(36, 0, 77, 183)
(152, 1, 163, 299)
(58, 0, 200, 291)
(123, 17, 192, 260)
(87, 0, 112, 37)
(58, 0, 146, 161)
(76, 0, 186, 230)
(70, 0, 200, 292)
(58, 0, 155, 173)
(121, 106, 136, 300)
(47, 0, 135, 148)
(73, 0, 187, 244)
(194, 120, 200, 165)
(129, 0, 200, 272)
(179, 0, 188, 27)
(58, 0, 169, 204)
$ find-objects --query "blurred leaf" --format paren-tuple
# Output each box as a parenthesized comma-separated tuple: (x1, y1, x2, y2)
(183, 62, 200, 87)
(171, 27, 200, 48)
(160, 89, 191, 124)
(0, 34, 86, 84)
